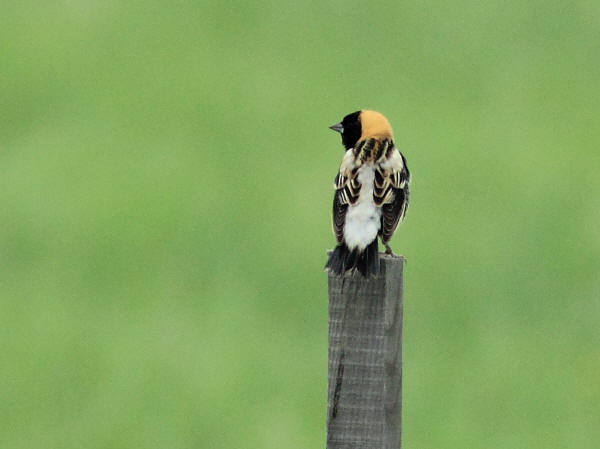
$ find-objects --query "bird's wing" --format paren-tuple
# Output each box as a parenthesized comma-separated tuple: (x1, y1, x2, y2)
(332, 187, 347, 243)
(332, 151, 360, 243)
(375, 150, 410, 244)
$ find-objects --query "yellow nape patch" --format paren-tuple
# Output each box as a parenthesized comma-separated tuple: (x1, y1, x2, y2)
(359, 110, 393, 140)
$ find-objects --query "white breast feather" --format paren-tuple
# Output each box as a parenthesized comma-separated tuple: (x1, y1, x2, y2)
(343, 166, 381, 251)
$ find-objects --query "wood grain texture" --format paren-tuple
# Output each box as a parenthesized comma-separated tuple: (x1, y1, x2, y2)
(327, 254, 404, 449)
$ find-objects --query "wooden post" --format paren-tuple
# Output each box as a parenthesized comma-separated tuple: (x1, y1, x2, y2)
(326, 254, 404, 448)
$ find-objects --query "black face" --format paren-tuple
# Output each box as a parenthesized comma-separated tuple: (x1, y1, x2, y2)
(331, 111, 361, 150)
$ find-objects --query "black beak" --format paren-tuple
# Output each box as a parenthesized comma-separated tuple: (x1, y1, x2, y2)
(329, 122, 343, 133)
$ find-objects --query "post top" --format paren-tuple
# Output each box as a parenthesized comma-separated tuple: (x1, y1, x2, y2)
(325, 251, 404, 280)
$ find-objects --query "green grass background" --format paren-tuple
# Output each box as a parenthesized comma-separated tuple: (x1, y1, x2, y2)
(2, 1, 599, 448)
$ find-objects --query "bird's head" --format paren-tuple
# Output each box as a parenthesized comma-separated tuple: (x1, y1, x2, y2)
(329, 110, 393, 150)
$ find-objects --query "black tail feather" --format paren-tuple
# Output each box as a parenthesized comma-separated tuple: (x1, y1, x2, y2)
(325, 240, 379, 277)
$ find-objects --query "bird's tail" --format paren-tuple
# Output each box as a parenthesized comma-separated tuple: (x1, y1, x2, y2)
(325, 239, 379, 277)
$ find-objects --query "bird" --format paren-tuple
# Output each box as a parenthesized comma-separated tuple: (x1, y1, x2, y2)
(325, 110, 410, 277)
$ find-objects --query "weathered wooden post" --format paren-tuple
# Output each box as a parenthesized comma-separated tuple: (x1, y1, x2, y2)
(326, 254, 404, 448)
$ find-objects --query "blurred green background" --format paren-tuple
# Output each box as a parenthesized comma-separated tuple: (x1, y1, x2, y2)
(2, 1, 599, 448)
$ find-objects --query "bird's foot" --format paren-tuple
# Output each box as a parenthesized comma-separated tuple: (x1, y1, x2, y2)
(384, 243, 395, 256)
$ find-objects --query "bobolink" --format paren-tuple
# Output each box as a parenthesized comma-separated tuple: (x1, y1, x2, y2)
(325, 110, 410, 277)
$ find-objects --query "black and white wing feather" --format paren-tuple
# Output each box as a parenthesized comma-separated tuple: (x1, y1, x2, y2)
(332, 187, 347, 243)
(376, 150, 410, 244)
(331, 151, 360, 243)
